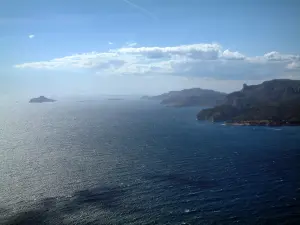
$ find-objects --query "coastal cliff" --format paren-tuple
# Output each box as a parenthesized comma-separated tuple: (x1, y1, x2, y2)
(197, 79, 300, 126)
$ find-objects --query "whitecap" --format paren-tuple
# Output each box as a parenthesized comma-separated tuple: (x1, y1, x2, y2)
(184, 209, 190, 213)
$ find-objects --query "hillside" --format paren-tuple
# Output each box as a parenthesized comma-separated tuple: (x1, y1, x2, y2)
(197, 79, 300, 125)
(143, 88, 226, 107)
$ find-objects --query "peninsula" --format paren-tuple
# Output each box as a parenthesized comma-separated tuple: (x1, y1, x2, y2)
(143, 88, 226, 107)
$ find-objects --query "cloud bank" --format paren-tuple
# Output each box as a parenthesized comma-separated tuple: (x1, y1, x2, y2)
(15, 43, 300, 80)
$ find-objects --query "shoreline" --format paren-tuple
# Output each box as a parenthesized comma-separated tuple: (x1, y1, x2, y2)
(224, 120, 300, 126)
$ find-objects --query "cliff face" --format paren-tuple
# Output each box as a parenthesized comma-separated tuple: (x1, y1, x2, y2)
(143, 88, 226, 107)
(225, 79, 300, 109)
(197, 79, 300, 124)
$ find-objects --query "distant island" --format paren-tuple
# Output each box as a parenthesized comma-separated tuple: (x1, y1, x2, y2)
(197, 79, 300, 126)
(107, 98, 124, 101)
(142, 88, 226, 107)
(29, 96, 56, 103)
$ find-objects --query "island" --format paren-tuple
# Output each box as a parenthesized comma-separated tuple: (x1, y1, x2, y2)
(197, 79, 300, 126)
(29, 96, 56, 103)
(107, 98, 124, 101)
(142, 88, 226, 107)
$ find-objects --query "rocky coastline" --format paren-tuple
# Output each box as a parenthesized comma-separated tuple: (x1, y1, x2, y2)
(225, 120, 300, 126)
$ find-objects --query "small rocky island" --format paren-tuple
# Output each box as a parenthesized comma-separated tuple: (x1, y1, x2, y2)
(29, 96, 56, 103)
(107, 98, 124, 101)
(197, 79, 300, 126)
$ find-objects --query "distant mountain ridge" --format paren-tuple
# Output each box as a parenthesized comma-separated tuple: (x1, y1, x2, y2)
(143, 88, 226, 107)
(197, 79, 300, 125)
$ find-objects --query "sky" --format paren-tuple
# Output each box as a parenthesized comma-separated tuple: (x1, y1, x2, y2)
(1, 0, 300, 98)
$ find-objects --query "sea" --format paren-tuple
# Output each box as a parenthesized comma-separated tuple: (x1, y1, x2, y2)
(0, 98, 299, 225)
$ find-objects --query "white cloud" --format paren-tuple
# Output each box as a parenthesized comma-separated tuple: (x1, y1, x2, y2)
(115, 43, 222, 60)
(108, 42, 113, 45)
(222, 49, 245, 60)
(286, 61, 300, 70)
(263, 51, 300, 61)
(14, 43, 300, 80)
(28, 34, 35, 39)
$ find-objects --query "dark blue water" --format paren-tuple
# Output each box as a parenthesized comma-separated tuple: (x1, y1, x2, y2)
(0, 99, 299, 224)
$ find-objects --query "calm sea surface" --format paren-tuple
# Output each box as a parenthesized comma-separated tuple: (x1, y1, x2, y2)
(0, 99, 299, 224)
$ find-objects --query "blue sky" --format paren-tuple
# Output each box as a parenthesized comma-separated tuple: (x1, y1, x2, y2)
(1, 0, 300, 98)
